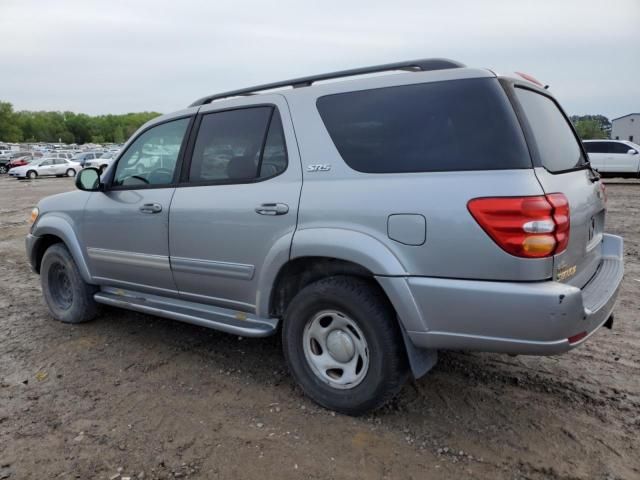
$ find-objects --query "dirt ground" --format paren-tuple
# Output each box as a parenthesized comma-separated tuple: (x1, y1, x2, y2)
(0, 175, 638, 480)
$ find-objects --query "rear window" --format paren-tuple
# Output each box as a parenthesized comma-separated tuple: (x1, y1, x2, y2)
(316, 78, 530, 173)
(514, 88, 585, 172)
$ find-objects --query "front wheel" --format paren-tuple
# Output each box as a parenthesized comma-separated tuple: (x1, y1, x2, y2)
(41, 243, 99, 323)
(27, 170, 37, 179)
(282, 276, 408, 415)
(0, 165, 7, 174)
(66, 168, 76, 177)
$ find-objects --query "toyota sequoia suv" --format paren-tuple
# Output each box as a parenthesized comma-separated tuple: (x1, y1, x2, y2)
(26, 59, 624, 415)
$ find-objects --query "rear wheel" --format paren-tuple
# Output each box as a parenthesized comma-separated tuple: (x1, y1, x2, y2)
(27, 170, 37, 179)
(282, 276, 408, 415)
(0, 165, 7, 174)
(41, 243, 99, 323)
(66, 168, 76, 177)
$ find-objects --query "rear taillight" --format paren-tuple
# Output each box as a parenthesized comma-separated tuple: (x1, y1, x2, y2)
(468, 194, 570, 258)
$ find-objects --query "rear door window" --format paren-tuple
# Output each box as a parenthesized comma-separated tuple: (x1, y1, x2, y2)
(316, 78, 530, 173)
(584, 142, 607, 153)
(514, 88, 585, 172)
(188, 107, 287, 183)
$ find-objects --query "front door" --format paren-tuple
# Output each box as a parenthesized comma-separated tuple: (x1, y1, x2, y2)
(169, 97, 301, 312)
(37, 158, 56, 176)
(83, 117, 192, 293)
(608, 141, 637, 173)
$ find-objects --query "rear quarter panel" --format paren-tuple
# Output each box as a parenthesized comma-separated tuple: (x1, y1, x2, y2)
(284, 71, 552, 281)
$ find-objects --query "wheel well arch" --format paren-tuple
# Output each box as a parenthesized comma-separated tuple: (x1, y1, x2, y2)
(269, 257, 379, 318)
(33, 234, 64, 273)
(269, 256, 437, 380)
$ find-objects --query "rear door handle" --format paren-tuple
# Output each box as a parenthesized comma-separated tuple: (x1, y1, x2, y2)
(255, 203, 289, 216)
(139, 203, 162, 214)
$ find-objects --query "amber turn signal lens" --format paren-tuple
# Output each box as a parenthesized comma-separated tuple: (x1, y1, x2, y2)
(521, 235, 556, 257)
(29, 207, 39, 224)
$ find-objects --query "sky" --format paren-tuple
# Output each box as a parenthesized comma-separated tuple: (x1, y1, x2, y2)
(1, 0, 638, 119)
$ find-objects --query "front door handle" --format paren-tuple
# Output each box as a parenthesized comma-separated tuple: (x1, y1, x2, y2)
(255, 203, 289, 216)
(139, 203, 163, 214)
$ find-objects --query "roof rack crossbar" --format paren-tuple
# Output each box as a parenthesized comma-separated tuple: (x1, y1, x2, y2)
(189, 58, 465, 107)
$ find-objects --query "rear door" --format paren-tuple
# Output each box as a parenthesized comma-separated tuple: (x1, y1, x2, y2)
(513, 86, 606, 288)
(169, 97, 301, 312)
(53, 158, 68, 174)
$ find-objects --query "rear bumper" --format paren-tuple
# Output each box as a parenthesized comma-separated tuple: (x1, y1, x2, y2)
(381, 234, 624, 355)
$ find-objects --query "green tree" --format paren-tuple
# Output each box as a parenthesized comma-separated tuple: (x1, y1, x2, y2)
(573, 119, 608, 140)
(570, 115, 611, 139)
(0, 99, 161, 144)
(0, 102, 23, 142)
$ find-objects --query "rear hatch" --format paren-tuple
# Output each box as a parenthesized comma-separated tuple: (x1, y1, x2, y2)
(508, 82, 606, 287)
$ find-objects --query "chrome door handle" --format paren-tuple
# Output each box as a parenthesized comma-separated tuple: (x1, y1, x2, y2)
(255, 203, 289, 216)
(139, 203, 162, 214)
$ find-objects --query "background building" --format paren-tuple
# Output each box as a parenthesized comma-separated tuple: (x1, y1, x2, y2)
(611, 113, 640, 143)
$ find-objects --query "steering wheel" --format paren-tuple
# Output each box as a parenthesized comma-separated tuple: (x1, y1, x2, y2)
(129, 175, 149, 184)
(147, 168, 174, 183)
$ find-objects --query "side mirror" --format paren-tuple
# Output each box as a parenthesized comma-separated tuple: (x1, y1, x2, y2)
(628, 149, 638, 155)
(76, 167, 102, 192)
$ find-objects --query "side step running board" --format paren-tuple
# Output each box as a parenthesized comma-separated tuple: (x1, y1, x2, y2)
(94, 287, 278, 337)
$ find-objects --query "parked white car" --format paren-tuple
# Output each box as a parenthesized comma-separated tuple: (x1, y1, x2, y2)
(84, 151, 119, 172)
(9, 157, 81, 179)
(583, 140, 640, 176)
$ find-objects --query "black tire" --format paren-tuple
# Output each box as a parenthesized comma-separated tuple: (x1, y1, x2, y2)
(0, 165, 7, 174)
(66, 168, 76, 177)
(282, 276, 408, 415)
(40, 243, 99, 324)
(27, 170, 37, 180)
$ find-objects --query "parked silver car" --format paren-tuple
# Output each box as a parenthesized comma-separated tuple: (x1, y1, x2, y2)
(10, 157, 81, 179)
(25, 59, 623, 414)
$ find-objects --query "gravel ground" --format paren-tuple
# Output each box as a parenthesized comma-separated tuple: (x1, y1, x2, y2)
(0, 175, 638, 480)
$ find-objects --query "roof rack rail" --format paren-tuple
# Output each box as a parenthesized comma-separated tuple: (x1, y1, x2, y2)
(189, 58, 465, 107)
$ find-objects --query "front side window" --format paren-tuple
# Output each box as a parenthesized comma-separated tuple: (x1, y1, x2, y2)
(112, 118, 190, 187)
(514, 88, 585, 172)
(611, 142, 631, 154)
(188, 107, 287, 183)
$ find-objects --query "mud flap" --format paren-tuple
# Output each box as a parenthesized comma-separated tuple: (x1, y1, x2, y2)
(604, 314, 614, 330)
(400, 325, 438, 379)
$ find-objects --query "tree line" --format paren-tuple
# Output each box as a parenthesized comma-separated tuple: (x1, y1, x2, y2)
(0, 101, 161, 145)
(0, 100, 614, 145)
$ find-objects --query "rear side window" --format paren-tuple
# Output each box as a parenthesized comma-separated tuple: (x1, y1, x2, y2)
(514, 88, 585, 172)
(188, 107, 287, 183)
(316, 78, 530, 173)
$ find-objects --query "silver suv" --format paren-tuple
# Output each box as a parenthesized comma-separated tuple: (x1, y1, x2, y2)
(26, 59, 624, 414)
